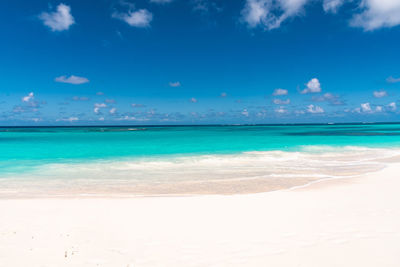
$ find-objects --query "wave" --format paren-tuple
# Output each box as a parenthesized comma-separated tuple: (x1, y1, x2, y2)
(0, 146, 399, 197)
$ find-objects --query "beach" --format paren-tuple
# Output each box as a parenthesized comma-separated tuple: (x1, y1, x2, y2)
(1, 161, 399, 266)
(1, 125, 400, 266)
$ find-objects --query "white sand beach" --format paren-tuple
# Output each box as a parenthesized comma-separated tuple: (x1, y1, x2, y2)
(1, 162, 399, 266)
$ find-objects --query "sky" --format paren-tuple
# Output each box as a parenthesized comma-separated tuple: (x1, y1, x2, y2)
(0, 0, 400, 125)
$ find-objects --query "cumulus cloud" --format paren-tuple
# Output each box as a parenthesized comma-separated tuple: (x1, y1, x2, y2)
(307, 104, 324, 113)
(323, 0, 345, 13)
(169, 81, 181, 87)
(350, 0, 400, 31)
(239, 0, 400, 32)
(273, 88, 288, 96)
(375, 105, 383, 112)
(275, 107, 287, 114)
(387, 76, 400, 83)
(220, 92, 227, 97)
(190, 97, 198, 103)
(109, 107, 117, 114)
(273, 98, 290, 105)
(39, 3, 75, 31)
(94, 103, 107, 114)
(241, 0, 309, 30)
(301, 78, 321, 94)
(56, 117, 79, 122)
(388, 102, 397, 111)
(55, 75, 89, 85)
(241, 108, 249, 117)
(113, 9, 153, 27)
(22, 92, 34, 102)
(373, 90, 387, 98)
(354, 102, 396, 113)
(361, 102, 372, 112)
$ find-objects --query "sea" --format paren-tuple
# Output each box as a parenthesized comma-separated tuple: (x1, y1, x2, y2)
(1, 123, 400, 197)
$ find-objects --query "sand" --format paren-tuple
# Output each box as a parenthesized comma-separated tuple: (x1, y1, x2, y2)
(1, 164, 400, 266)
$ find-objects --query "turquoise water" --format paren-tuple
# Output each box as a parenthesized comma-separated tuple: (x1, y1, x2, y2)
(1, 124, 400, 175)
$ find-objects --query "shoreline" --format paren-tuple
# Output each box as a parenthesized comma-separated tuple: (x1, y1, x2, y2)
(1, 146, 397, 199)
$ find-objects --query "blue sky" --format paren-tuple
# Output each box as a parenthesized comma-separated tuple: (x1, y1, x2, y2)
(1, 0, 400, 125)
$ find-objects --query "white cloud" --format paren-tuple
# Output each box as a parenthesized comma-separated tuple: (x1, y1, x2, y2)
(22, 92, 34, 102)
(190, 97, 198, 103)
(307, 104, 324, 113)
(373, 90, 387, 98)
(39, 4, 75, 31)
(220, 92, 227, 97)
(273, 88, 288, 96)
(55, 75, 89, 85)
(375, 105, 383, 112)
(388, 102, 397, 111)
(301, 78, 321, 94)
(239, 0, 400, 32)
(241, 0, 309, 30)
(113, 9, 153, 28)
(295, 110, 305, 115)
(241, 108, 249, 117)
(273, 98, 290, 105)
(169, 81, 181, 87)
(361, 102, 372, 112)
(116, 115, 149, 121)
(275, 107, 287, 114)
(323, 0, 345, 13)
(350, 0, 400, 31)
(57, 117, 79, 122)
(387, 76, 400, 83)
(109, 107, 117, 114)
(94, 103, 107, 114)
(257, 109, 267, 118)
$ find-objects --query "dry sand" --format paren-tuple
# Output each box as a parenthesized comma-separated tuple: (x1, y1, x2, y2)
(1, 164, 400, 266)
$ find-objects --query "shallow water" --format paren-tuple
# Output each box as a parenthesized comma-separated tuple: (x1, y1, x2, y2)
(1, 124, 400, 197)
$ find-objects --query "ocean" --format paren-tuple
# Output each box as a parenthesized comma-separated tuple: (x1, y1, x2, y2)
(1, 124, 400, 197)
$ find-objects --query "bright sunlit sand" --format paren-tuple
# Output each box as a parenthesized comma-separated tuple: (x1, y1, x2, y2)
(1, 158, 399, 266)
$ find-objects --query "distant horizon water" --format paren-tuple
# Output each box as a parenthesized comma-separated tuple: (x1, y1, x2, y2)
(2, 121, 400, 128)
